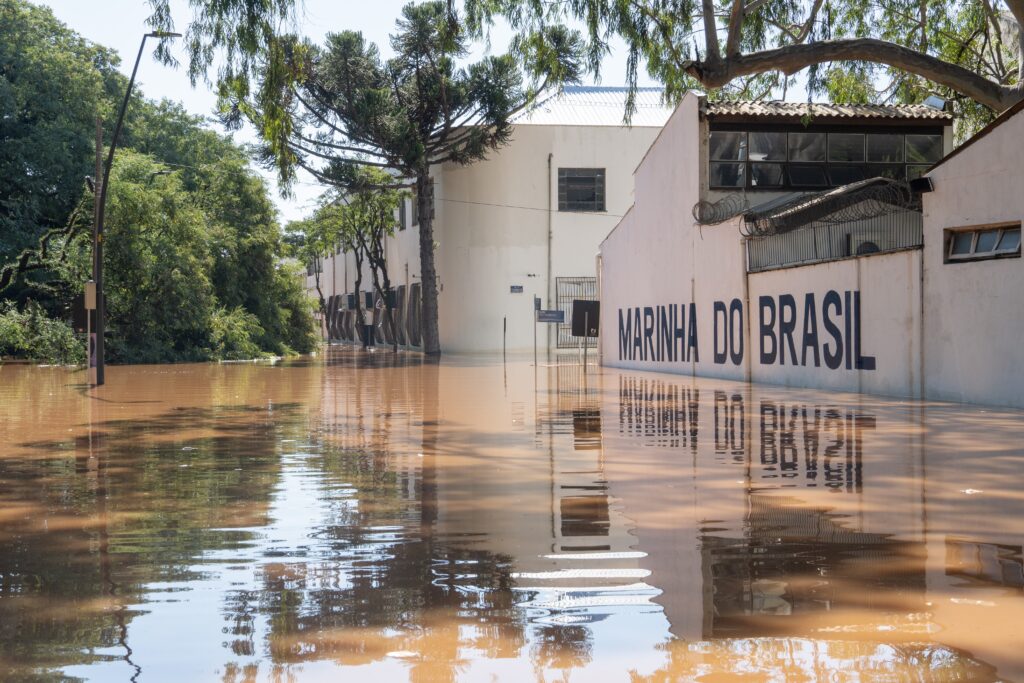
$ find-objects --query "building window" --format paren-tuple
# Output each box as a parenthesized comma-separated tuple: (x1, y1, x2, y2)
(945, 223, 1021, 263)
(709, 130, 944, 190)
(558, 168, 606, 212)
(399, 198, 407, 231)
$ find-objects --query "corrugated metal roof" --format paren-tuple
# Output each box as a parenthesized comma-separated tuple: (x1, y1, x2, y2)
(705, 100, 952, 121)
(512, 86, 673, 127)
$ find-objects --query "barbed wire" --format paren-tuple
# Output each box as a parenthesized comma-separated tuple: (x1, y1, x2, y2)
(693, 178, 922, 237)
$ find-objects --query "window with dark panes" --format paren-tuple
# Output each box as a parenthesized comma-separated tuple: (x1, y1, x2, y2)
(828, 133, 865, 162)
(399, 199, 407, 230)
(749, 133, 785, 185)
(749, 132, 786, 161)
(828, 165, 866, 185)
(709, 131, 747, 189)
(789, 133, 826, 162)
(751, 164, 784, 187)
(558, 168, 606, 212)
(709, 127, 945, 191)
(906, 134, 943, 163)
(788, 165, 828, 187)
(867, 134, 904, 163)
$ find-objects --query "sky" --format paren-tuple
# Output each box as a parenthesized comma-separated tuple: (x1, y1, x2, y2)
(40, 0, 657, 225)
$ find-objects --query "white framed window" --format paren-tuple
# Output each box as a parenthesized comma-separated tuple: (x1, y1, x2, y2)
(945, 223, 1021, 262)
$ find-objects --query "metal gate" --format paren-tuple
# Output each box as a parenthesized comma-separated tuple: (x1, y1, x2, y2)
(555, 277, 598, 348)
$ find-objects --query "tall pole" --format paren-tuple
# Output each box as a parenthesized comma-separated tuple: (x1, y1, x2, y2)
(92, 31, 179, 386)
(91, 118, 102, 386)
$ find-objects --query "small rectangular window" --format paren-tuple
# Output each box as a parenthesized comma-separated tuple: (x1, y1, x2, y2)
(558, 168, 606, 212)
(748, 132, 786, 161)
(710, 162, 745, 188)
(871, 164, 906, 181)
(828, 133, 865, 162)
(788, 164, 828, 187)
(750, 163, 784, 187)
(867, 134, 904, 163)
(828, 165, 866, 185)
(907, 134, 943, 163)
(710, 132, 747, 160)
(789, 133, 826, 162)
(946, 223, 1021, 262)
(399, 199, 407, 231)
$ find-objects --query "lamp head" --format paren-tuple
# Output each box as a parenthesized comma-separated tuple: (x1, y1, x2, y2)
(147, 31, 182, 39)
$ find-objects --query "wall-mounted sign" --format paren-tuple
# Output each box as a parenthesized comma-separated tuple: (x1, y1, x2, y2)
(510, 285, 524, 293)
(571, 300, 600, 337)
(537, 309, 565, 324)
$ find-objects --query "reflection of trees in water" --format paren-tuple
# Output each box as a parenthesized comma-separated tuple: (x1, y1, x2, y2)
(0, 402, 307, 680)
(215, 357, 535, 681)
(530, 623, 593, 674)
(632, 637, 1000, 681)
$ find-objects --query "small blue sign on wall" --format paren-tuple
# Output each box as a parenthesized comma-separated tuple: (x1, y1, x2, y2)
(536, 309, 565, 323)
(510, 285, 524, 293)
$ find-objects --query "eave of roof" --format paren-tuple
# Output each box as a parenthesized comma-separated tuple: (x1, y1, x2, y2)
(511, 86, 673, 127)
(704, 100, 953, 123)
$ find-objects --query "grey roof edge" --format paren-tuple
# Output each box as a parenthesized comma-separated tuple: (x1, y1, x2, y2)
(702, 100, 953, 121)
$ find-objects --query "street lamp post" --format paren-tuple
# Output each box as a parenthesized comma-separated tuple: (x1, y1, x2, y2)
(91, 31, 180, 386)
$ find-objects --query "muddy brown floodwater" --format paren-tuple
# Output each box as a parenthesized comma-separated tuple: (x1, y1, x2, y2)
(1, 348, 1023, 682)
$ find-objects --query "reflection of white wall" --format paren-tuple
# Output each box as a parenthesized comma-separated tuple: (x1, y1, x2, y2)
(308, 88, 670, 354)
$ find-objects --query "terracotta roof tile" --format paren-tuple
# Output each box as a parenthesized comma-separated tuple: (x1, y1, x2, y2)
(705, 101, 952, 121)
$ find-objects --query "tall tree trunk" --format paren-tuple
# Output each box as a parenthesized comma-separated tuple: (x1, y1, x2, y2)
(354, 246, 367, 348)
(416, 171, 441, 355)
(313, 257, 327, 341)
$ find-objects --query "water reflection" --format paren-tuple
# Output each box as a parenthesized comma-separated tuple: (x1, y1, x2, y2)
(0, 350, 1022, 681)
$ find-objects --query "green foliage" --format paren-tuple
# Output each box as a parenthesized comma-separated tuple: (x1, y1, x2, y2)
(0, 1, 319, 364)
(219, 1, 582, 354)
(0, 0, 120, 267)
(467, 0, 1023, 131)
(0, 301, 84, 365)
(211, 306, 267, 360)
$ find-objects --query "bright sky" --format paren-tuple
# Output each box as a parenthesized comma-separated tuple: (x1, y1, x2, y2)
(40, 0, 657, 225)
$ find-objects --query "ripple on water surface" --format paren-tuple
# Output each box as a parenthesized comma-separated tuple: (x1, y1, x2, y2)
(0, 349, 1021, 681)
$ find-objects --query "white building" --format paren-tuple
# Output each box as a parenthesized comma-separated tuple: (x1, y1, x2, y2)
(307, 86, 673, 354)
(598, 92, 1024, 409)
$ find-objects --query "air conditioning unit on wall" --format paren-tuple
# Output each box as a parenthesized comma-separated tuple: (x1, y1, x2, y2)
(847, 233, 883, 257)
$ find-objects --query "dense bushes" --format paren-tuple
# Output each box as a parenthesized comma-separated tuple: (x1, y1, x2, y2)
(0, 1, 318, 364)
(0, 301, 84, 364)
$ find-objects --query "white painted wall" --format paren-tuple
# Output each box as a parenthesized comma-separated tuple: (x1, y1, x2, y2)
(922, 109, 1024, 408)
(308, 120, 664, 353)
(598, 92, 1024, 408)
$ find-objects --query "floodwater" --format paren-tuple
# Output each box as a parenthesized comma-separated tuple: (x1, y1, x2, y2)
(1, 349, 1023, 682)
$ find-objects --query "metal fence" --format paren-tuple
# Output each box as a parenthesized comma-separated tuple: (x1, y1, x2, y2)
(746, 209, 923, 273)
(555, 277, 598, 348)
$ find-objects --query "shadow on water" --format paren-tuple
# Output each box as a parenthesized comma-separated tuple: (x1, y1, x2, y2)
(0, 349, 1020, 681)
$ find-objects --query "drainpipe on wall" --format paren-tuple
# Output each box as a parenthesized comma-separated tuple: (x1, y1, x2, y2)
(595, 252, 603, 365)
(741, 238, 752, 383)
(547, 152, 554, 358)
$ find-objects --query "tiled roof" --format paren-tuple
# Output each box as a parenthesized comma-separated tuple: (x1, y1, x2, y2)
(705, 101, 953, 121)
(512, 86, 673, 127)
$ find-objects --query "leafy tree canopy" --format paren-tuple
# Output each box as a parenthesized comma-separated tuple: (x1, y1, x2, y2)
(466, 0, 1023, 134)
(217, 1, 582, 354)
(0, 0, 317, 363)
(0, 0, 121, 265)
